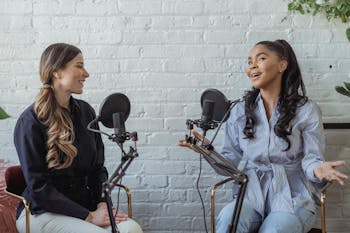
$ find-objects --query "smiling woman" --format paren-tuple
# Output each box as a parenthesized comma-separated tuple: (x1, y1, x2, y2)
(13, 43, 142, 233)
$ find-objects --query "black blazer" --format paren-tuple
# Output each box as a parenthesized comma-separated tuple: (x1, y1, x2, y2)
(14, 97, 107, 220)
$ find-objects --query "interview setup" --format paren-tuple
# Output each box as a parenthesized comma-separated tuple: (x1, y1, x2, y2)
(5, 88, 347, 233)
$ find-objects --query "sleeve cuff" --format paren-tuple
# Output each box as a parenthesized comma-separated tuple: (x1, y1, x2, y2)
(306, 161, 324, 183)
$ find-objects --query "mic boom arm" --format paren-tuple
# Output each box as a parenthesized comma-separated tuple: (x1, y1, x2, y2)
(185, 130, 248, 233)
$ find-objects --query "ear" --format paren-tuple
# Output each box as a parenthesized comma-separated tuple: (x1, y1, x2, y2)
(279, 60, 288, 73)
(52, 71, 60, 79)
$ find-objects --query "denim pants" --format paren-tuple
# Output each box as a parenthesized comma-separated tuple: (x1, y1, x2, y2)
(16, 209, 143, 233)
(216, 200, 316, 233)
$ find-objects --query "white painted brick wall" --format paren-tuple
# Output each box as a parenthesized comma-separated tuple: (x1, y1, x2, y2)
(0, 0, 349, 232)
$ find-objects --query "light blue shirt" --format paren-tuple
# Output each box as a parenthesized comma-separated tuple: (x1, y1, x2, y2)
(221, 95, 325, 217)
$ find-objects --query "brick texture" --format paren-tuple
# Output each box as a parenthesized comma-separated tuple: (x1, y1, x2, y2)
(0, 0, 349, 232)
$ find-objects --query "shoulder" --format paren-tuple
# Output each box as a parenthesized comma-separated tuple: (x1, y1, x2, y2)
(228, 98, 246, 123)
(297, 98, 322, 116)
(72, 97, 96, 115)
(16, 104, 42, 128)
(14, 104, 45, 137)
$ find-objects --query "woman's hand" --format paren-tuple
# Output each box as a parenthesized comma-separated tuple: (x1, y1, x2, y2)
(85, 202, 110, 227)
(86, 202, 129, 226)
(314, 161, 348, 186)
(114, 210, 128, 223)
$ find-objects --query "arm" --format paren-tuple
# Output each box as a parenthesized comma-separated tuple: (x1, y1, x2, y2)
(301, 102, 348, 185)
(14, 113, 90, 219)
(88, 111, 108, 204)
(220, 113, 244, 169)
(301, 102, 326, 183)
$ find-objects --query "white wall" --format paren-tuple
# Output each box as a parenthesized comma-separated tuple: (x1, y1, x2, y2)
(0, 0, 349, 232)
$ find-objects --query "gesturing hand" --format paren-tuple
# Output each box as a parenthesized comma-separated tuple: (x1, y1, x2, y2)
(314, 161, 348, 186)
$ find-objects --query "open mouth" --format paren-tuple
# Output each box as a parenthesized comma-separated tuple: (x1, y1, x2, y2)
(251, 72, 262, 79)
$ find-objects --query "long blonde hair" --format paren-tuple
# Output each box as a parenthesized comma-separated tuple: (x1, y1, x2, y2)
(34, 43, 81, 169)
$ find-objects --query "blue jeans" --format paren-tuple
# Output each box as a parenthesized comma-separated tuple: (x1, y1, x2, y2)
(216, 200, 316, 233)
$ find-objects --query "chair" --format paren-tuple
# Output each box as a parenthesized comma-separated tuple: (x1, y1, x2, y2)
(4, 165, 133, 233)
(210, 179, 330, 233)
(115, 183, 133, 218)
(5, 165, 30, 233)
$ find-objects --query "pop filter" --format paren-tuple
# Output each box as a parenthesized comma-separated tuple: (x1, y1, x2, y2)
(99, 93, 130, 128)
(200, 89, 231, 123)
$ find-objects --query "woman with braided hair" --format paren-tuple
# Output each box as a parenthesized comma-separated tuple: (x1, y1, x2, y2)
(14, 43, 142, 233)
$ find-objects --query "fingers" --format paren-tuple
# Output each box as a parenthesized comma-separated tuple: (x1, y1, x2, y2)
(323, 164, 348, 186)
(177, 139, 189, 147)
(333, 170, 348, 180)
(330, 160, 346, 168)
(114, 210, 128, 223)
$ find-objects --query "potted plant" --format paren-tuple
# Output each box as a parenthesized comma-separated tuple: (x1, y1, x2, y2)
(335, 82, 350, 97)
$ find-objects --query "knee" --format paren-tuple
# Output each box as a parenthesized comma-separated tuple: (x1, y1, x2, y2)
(117, 218, 143, 233)
(216, 201, 261, 233)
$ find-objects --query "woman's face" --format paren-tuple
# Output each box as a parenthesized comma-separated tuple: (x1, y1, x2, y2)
(53, 53, 89, 94)
(246, 44, 287, 90)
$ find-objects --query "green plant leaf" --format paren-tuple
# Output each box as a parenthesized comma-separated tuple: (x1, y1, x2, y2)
(344, 82, 350, 91)
(0, 107, 10, 120)
(346, 27, 350, 42)
(335, 86, 350, 97)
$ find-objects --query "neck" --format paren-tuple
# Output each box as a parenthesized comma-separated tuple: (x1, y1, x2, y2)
(260, 88, 280, 120)
(54, 91, 71, 109)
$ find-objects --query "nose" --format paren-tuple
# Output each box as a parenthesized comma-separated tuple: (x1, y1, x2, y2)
(83, 68, 89, 78)
(249, 60, 258, 69)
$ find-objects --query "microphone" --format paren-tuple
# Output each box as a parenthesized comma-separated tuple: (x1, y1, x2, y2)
(99, 93, 130, 129)
(200, 88, 231, 123)
(186, 88, 239, 147)
(87, 93, 138, 144)
(200, 100, 215, 131)
(112, 112, 126, 143)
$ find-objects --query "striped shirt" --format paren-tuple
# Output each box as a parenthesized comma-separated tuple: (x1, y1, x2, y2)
(221, 94, 325, 217)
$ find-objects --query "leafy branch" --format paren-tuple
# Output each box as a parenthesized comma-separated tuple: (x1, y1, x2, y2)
(335, 82, 350, 97)
(288, 0, 350, 41)
(0, 107, 10, 120)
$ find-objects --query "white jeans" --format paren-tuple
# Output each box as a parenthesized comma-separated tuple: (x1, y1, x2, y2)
(16, 210, 143, 233)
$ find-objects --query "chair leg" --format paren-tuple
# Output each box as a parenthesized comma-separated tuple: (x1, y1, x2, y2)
(24, 199, 30, 233)
(321, 192, 326, 233)
(210, 177, 235, 233)
(115, 184, 132, 218)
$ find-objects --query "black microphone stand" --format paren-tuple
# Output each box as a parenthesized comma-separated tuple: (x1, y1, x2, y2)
(87, 119, 138, 233)
(185, 100, 248, 233)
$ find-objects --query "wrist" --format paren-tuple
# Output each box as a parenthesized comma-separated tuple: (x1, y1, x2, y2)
(85, 213, 93, 223)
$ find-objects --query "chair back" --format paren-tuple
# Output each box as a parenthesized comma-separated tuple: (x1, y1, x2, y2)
(5, 165, 26, 195)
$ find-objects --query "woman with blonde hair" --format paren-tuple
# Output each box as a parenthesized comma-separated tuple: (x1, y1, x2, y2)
(14, 43, 142, 233)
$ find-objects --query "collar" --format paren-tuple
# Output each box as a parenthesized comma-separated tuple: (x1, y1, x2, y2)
(69, 96, 81, 114)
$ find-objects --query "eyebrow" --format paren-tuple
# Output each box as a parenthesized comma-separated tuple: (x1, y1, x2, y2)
(248, 52, 268, 60)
